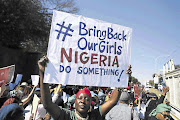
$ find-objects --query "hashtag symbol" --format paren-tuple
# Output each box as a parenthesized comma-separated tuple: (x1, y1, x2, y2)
(55, 21, 74, 41)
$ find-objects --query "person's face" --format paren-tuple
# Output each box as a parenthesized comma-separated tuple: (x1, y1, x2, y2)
(157, 111, 171, 120)
(161, 111, 171, 120)
(75, 93, 91, 115)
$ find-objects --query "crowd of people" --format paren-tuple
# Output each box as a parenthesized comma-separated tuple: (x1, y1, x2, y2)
(0, 57, 173, 120)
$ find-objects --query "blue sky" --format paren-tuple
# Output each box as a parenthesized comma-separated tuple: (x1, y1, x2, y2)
(75, 0, 180, 84)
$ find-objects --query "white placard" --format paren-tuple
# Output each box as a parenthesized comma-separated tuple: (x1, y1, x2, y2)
(44, 10, 132, 88)
(31, 75, 40, 86)
(31, 94, 40, 120)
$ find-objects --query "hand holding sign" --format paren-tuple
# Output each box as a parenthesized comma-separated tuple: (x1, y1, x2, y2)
(117, 65, 132, 82)
(44, 10, 132, 87)
(38, 56, 49, 73)
(126, 65, 132, 75)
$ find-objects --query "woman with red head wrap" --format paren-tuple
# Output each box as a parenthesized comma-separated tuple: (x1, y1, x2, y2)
(38, 56, 132, 120)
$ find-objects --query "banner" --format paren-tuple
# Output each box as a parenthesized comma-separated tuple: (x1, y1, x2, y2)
(134, 86, 140, 98)
(0, 65, 15, 87)
(44, 10, 132, 88)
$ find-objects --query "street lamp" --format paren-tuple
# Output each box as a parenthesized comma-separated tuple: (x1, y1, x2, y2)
(154, 55, 170, 74)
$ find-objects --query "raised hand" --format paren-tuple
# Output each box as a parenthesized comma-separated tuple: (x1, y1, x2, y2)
(162, 86, 169, 96)
(126, 65, 132, 75)
(38, 56, 49, 73)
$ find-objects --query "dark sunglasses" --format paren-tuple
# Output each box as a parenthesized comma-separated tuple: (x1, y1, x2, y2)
(161, 113, 171, 119)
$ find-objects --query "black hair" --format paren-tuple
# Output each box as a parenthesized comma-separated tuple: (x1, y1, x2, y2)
(34, 90, 41, 98)
(73, 87, 79, 94)
(5, 108, 24, 120)
(0, 103, 24, 120)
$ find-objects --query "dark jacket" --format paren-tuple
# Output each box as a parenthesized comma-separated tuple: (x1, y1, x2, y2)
(145, 95, 165, 120)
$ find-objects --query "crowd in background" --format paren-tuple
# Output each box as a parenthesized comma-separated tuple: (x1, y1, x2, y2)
(0, 58, 173, 120)
(0, 81, 173, 120)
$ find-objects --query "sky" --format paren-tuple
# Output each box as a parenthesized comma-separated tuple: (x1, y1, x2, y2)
(75, 0, 180, 85)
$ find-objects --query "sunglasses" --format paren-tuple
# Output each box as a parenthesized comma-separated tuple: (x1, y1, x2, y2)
(161, 113, 171, 119)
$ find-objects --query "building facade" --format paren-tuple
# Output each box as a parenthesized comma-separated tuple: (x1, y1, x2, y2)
(163, 59, 180, 119)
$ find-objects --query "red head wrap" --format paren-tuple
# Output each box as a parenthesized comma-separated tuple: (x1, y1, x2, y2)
(76, 88, 92, 100)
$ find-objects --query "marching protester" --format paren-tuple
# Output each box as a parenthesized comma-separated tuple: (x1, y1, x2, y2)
(105, 91, 139, 120)
(144, 86, 170, 120)
(38, 56, 132, 120)
(0, 61, 173, 120)
(67, 86, 79, 110)
(148, 103, 172, 120)
(0, 103, 24, 120)
(1, 2, 179, 120)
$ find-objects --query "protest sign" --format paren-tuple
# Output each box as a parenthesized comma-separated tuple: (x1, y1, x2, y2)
(31, 75, 40, 86)
(44, 10, 132, 88)
(0, 65, 15, 87)
(32, 94, 40, 120)
(8, 74, 23, 90)
(15, 74, 23, 86)
(134, 86, 140, 98)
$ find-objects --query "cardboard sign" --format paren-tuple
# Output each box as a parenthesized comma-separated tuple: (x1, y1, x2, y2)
(31, 75, 40, 86)
(0, 65, 15, 86)
(134, 86, 140, 98)
(44, 10, 132, 88)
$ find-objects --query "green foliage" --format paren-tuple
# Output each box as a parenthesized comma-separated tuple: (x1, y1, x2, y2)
(0, 0, 49, 49)
(0, 0, 79, 52)
(130, 76, 141, 85)
(175, 64, 180, 69)
(44, 0, 79, 14)
(149, 80, 154, 86)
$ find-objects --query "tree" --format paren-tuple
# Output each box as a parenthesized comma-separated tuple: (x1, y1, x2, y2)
(44, 0, 79, 14)
(149, 80, 154, 86)
(0, 0, 79, 52)
(175, 64, 180, 69)
(0, 0, 48, 49)
(130, 76, 141, 85)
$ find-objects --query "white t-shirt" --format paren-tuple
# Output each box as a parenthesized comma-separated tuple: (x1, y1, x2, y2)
(24, 104, 32, 120)
(133, 103, 146, 119)
(35, 104, 46, 120)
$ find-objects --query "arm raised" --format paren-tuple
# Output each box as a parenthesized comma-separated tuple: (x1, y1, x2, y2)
(101, 65, 132, 116)
(38, 56, 62, 120)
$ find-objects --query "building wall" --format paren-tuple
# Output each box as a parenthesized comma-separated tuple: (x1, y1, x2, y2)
(165, 68, 180, 119)
(0, 46, 43, 82)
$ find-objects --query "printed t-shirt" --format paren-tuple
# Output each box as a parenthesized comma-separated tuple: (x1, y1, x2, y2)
(57, 106, 103, 120)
